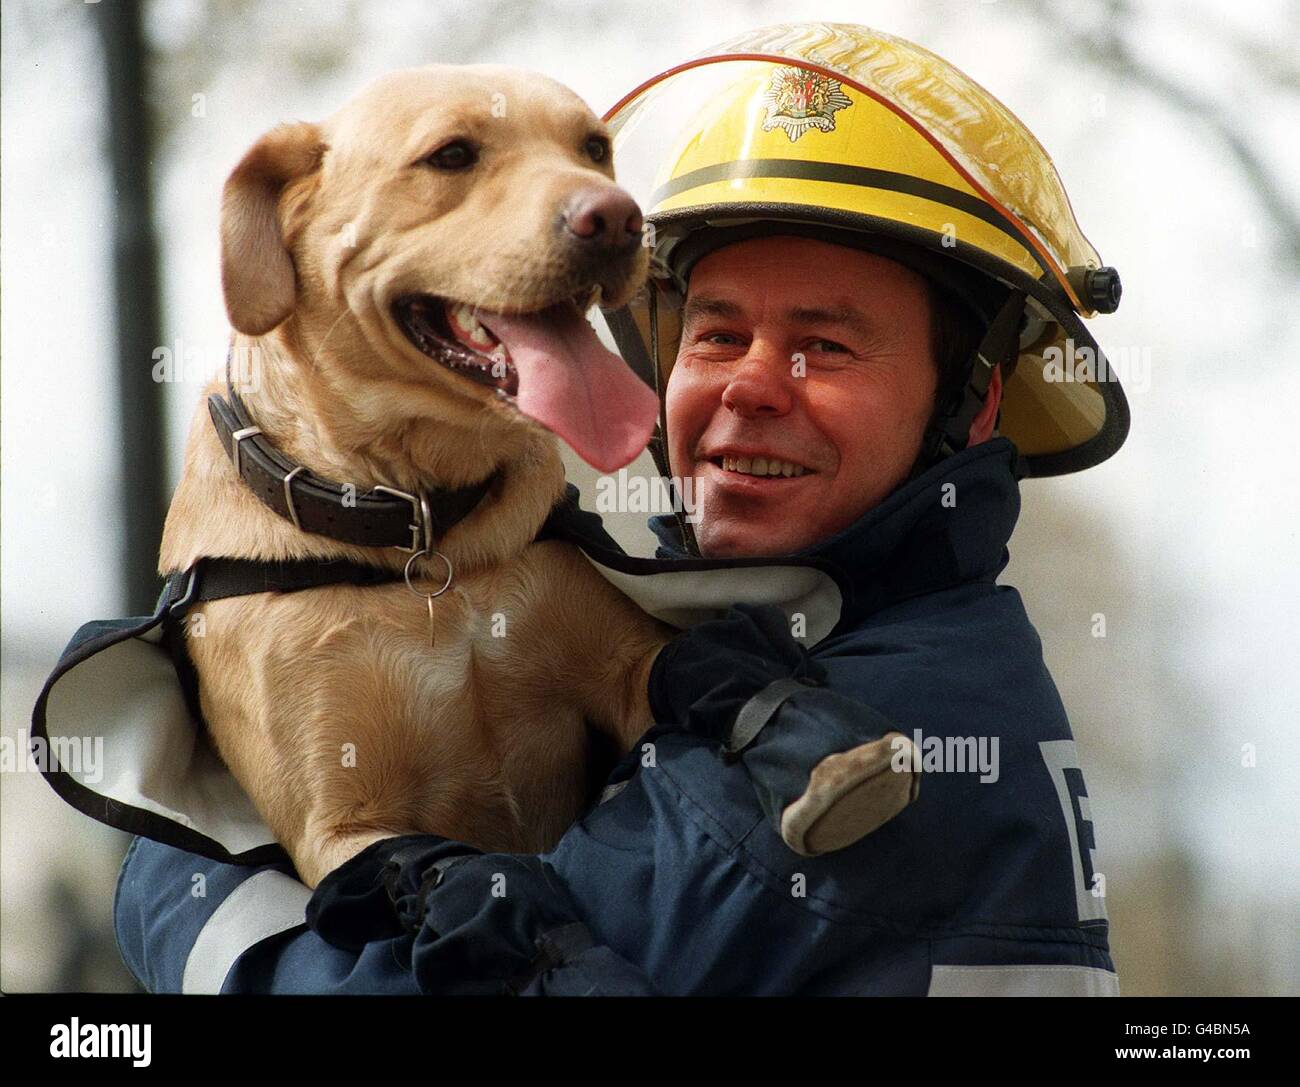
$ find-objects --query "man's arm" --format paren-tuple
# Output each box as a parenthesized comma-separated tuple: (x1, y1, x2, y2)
(114, 835, 421, 994)
(115, 603, 917, 995)
(648, 603, 921, 852)
(114, 834, 658, 995)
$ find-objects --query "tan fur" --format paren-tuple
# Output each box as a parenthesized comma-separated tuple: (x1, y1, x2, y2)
(162, 66, 668, 888)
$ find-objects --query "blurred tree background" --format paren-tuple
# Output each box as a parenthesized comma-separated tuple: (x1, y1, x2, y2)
(2, 0, 1296, 993)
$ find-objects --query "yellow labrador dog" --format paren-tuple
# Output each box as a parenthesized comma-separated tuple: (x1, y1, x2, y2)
(161, 66, 905, 889)
(161, 67, 673, 887)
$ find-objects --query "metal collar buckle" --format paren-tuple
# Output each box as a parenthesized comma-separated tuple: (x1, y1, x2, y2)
(230, 425, 262, 480)
(372, 485, 433, 554)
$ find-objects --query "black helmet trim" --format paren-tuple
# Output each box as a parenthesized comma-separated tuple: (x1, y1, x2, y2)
(650, 201, 1052, 310)
(649, 157, 1055, 282)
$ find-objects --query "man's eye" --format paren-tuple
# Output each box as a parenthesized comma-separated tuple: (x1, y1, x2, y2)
(701, 331, 741, 346)
(424, 139, 478, 170)
(808, 338, 850, 354)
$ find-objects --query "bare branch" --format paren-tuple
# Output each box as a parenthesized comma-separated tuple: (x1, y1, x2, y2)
(1022, 0, 1300, 268)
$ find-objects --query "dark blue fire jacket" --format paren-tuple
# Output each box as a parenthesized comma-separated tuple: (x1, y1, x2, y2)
(109, 437, 1118, 995)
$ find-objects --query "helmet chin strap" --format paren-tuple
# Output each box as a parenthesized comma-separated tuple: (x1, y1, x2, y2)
(911, 289, 1026, 480)
(647, 283, 702, 556)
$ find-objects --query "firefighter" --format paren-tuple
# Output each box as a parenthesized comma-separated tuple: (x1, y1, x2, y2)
(106, 22, 1128, 994)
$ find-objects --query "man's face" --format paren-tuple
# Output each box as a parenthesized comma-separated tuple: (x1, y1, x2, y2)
(665, 235, 938, 558)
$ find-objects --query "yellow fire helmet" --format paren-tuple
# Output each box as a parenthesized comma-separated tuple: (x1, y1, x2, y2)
(600, 22, 1129, 479)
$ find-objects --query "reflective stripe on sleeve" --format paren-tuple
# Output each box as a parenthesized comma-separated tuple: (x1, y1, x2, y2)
(928, 964, 1120, 997)
(182, 870, 312, 994)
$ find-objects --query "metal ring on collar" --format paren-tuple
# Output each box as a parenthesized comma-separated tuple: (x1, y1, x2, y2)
(403, 549, 453, 599)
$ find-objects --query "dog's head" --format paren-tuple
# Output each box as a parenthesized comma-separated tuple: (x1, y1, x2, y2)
(220, 65, 656, 473)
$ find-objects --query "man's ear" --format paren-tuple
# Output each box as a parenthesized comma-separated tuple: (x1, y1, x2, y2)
(967, 363, 1004, 446)
(220, 121, 325, 335)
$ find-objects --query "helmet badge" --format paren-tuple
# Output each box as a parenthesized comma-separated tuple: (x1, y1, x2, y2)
(761, 66, 852, 142)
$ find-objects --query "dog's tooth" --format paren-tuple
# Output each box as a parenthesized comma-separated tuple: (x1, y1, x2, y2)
(452, 303, 482, 335)
(451, 304, 501, 350)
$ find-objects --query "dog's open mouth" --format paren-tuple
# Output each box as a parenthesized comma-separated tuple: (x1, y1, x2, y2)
(394, 295, 522, 398)
(392, 292, 659, 473)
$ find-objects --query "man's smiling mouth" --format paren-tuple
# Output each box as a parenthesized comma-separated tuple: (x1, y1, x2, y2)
(708, 453, 814, 479)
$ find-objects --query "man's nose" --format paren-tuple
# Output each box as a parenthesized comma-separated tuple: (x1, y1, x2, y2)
(561, 186, 643, 249)
(720, 344, 796, 418)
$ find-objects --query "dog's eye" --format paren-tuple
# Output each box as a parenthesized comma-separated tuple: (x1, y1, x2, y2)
(584, 135, 610, 164)
(425, 139, 478, 170)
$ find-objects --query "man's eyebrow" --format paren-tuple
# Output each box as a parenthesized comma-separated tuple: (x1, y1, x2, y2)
(680, 296, 745, 324)
(680, 296, 884, 341)
(783, 304, 881, 340)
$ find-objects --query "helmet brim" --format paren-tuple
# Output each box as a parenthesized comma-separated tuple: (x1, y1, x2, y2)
(604, 203, 1129, 478)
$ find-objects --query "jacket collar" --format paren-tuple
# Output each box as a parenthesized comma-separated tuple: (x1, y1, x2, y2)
(649, 437, 1025, 628)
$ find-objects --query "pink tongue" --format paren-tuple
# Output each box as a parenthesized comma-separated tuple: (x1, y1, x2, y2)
(478, 305, 658, 472)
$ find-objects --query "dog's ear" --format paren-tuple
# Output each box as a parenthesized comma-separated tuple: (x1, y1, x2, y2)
(220, 121, 325, 335)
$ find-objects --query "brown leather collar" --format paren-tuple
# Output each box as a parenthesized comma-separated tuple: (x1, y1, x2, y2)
(207, 377, 499, 553)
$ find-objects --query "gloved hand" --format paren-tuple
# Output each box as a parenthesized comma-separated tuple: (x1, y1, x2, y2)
(307, 834, 609, 995)
(647, 603, 919, 856)
(306, 834, 480, 952)
(648, 602, 827, 747)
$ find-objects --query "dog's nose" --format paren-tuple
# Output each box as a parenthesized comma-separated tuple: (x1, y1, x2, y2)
(563, 187, 643, 248)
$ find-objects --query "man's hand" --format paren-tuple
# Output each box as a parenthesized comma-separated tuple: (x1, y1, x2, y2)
(648, 602, 827, 748)
(306, 834, 480, 951)
(647, 602, 919, 856)
(307, 834, 655, 995)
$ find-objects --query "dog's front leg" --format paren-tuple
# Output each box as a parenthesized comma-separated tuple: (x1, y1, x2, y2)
(598, 639, 672, 753)
(296, 829, 397, 890)
(556, 597, 671, 754)
(199, 622, 490, 889)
